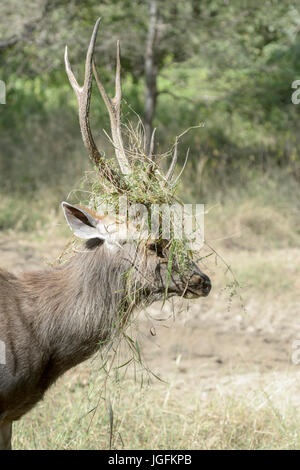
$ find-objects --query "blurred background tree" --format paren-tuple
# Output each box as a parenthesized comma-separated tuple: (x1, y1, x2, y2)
(0, 0, 299, 229)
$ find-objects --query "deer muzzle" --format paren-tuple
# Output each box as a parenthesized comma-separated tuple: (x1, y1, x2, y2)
(184, 267, 211, 298)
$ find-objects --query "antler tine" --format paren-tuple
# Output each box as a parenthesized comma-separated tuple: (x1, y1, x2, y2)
(148, 127, 156, 159)
(166, 138, 178, 182)
(65, 18, 126, 189)
(145, 127, 158, 177)
(92, 40, 131, 175)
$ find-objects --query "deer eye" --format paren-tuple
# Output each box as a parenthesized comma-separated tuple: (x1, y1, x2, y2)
(147, 240, 167, 258)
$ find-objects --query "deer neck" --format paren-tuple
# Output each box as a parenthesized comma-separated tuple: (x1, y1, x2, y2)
(21, 246, 129, 373)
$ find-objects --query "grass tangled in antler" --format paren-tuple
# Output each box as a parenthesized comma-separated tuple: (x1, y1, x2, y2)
(88, 118, 181, 211)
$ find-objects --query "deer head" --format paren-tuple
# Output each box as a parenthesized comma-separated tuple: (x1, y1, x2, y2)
(64, 18, 211, 308)
(61, 201, 211, 306)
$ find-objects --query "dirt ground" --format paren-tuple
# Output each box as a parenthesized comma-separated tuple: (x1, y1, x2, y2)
(1, 229, 300, 417)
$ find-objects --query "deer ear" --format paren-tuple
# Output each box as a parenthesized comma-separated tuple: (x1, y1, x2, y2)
(61, 202, 102, 240)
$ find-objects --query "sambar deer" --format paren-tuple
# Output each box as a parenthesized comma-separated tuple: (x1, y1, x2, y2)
(0, 19, 211, 450)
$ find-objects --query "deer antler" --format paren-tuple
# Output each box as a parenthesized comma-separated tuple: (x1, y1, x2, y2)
(64, 18, 130, 190)
(65, 18, 181, 192)
(92, 41, 131, 175)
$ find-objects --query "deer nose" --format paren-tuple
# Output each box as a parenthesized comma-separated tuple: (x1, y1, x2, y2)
(202, 274, 211, 295)
(190, 272, 211, 295)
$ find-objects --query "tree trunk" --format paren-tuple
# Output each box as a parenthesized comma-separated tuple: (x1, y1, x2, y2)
(144, 0, 158, 154)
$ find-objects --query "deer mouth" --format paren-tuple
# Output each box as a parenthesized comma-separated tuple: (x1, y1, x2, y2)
(183, 282, 211, 299)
